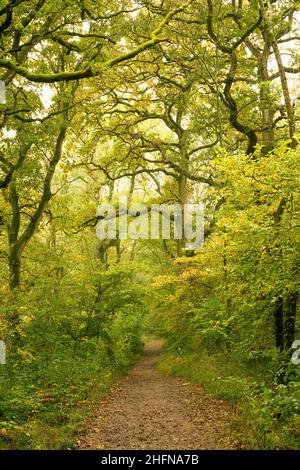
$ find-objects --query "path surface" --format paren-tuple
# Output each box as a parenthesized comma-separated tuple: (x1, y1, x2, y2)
(78, 340, 236, 450)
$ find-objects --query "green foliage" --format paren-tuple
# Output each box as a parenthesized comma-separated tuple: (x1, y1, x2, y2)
(110, 311, 143, 368)
(0, 233, 146, 448)
(237, 382, 300, 449)
(157, 350, 300, 449)
(157, 351, 251, 402)
(1, 0, 300, 451)
(151, 144, 300, 449)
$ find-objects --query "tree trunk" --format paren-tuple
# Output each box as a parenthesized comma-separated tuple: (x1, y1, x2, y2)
(177, 173, 187, 256)
(258, 29, 274, 154)
(274, 296, 284, 352)
(8, 249, 21, 290)
(6, 124, 67, 290)
(284, 292, 297, 350)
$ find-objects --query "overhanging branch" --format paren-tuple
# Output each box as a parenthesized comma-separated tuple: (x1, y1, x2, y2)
(0, 3, 190, 83)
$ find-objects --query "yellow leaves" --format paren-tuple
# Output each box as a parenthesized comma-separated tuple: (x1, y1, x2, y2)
(151, 274, 178, 288)
(167, 286, 189, 303)
(13, 325, 26, 339)
(180, 268, 202, 282)
(103, 371, 112, 384)
(16, 348, 36, 364)
(174, 256, 196, 265)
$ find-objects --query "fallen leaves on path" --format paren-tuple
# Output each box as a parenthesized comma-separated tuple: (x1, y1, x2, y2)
(78, 340, 238, 450)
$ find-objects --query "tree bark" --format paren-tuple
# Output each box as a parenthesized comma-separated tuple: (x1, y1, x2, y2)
(284, 292, 297, 350)
(7, 124, 67, 290)
(258, 30, 274, 154)
(274, 296, 284, 352)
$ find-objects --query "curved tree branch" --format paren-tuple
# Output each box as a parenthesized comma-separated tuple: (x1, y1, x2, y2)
(0, 3, 190, 83)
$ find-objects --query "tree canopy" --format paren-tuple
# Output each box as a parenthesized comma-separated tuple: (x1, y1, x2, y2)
(0, 0, 300, 450)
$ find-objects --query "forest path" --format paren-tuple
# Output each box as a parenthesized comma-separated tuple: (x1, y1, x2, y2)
(78, 340, 236, 450)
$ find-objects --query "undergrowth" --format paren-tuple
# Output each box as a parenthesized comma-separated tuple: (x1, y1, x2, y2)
(157, 348, 300, 449)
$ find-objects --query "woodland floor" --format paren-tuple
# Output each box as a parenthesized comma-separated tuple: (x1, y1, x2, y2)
(78, 340, 238, 450)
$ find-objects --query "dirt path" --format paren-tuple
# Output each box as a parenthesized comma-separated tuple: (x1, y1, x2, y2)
(78, 340, 236, 450)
